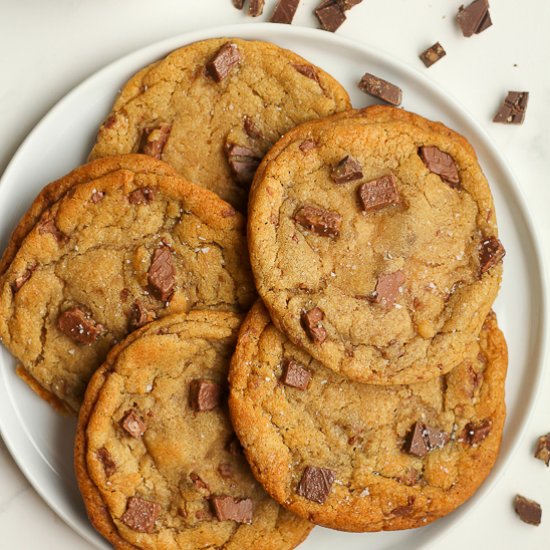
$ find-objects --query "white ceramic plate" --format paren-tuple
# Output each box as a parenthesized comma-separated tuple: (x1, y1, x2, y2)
(0, 23, 547, 550)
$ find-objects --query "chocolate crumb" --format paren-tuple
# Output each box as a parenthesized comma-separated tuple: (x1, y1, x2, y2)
(493, 91, 529, 124)
(457, 0, 492, 37)
(331, 155, 363, 183)
(514, 495, 542, 526)
(358, 73, 402, 106)
(270, 0, 300, 24)
(281, 359, 311, 390)
(249, 0, 265, 16)
(121, 496, 161, 533)
(148, 245, 176, 302)
(479, 236, 505, 274)
(359, 174, 401, 212)
(314, 0, 346, 32)
(210, 496, 253, 524)
(419, 146, 460, 187)
(297, 466, 335, 504)
(129, 187, 155, 205)
(189, 379, 223, 412)
(294, 205, 341, 237)
(419, 42, 447, 68)
(301, 307, 328, 344)
(57, 307, 104, 345)
(206, 43, 242, 82)
(138, 123, 171, 159)
(463, 419, 492, 445)
(120, 409, 146, 438)
(535, 433, 550, 466)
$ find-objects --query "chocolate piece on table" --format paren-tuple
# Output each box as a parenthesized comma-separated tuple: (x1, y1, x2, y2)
(314, 0, 346, 32)
(463, 419, 492, 445)
(419, 146, 460, 187)
(373, 270, 405, 308)
(249, 0, 265, 16)
(514, 495, 542, 526)
(281, 359, 311, 390)
(57, 307, 104, 345)
(225, 143, 262, 186)
(148, 245, 176, 302)
(535, 433, 550, 466)
(493, 91, 529, 124)
(270, 0, 300, 24)
(479, 237, 505, 274)
(292, 63, 320, 83)
(210, 496, 253, 523)
(97, 447, 116, 477)
(121, 496, 161, 533)
(301, 307, 327, 344)
(138, 123, 171, 159)
(232, 0, 244, 8)
(419, 42, 446, 68)
(331, 155, 363, 183)
(128, 187, 155, 205)
(294, 205, 342, 237)
(405, 422, 449, 457)
(206, 43, 242, 82)
(120, 409, 146, 438)
(358, 73, 402, 106)
(457, 0, 492, 37)
(359, 174, 401, 212)
(189, 379, 223, 412)
(297, 466, 335, 504)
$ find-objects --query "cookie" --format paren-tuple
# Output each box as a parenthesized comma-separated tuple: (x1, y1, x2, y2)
(75, 311, 312, 549)
(248, 105, 504, 385)
(0, 158, 255, 413)
(89, 38, 351, 210)
(229, 302, 507, 531)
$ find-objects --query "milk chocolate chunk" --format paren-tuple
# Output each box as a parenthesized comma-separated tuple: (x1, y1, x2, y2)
(249, 0, 265, 16)
(358, 73, 402, 106)
(292, 63, 320, 83)
(243, 116, 262, 140)
(493, 91, 529, 124)
(479, 236, 505, 274)
(190, 472, 210, 491)
(419, 42, 447, 68)
(514, 495, 542, 526)
(270, 0, 300, 24)
(232, 0, 244, 8)
(391, 497, 415, 517)
(299, 139, 317, 152)
(148, 245, 175, 302)
(225, 143, 262, 186)
(91, 190, 104, 203)
(128, 187, 155, 205)
(463, 419, 492, 445)
(457, 0, 491, 37)
(331, 155, 363, 183)
(210, 496, 253, 524)
(120, 409, 146, 438)
(294, 205, 342, 237)
(337, 0, 362, 9)
(359, 174, 401, 211)
(97, 447, 116, 477)
(121, 496, 161, 533)
(281, 359, 311, 390)
(138, 123, 171, 159)
(297, 466, 335, 504)
(419, 146, 460, 187)
(189, 379, 222, 412)
(301, 307, 327, 344)
(373, 270, 405, 308)
(314, 0, 346, 32)
(57, 307, 104, 345)
(535, 433, 550, 466)
(206, 43, 242, 82)
(129, 300, 156, 329)
(405, 422, 449, 457)
(38, 219, 67, 243)
(11, 266, 34, 293)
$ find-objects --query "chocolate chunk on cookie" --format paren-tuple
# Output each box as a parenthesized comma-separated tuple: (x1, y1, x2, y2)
(331, 155, 363, 183)
(270, 0, 300, 23)
(121, 497, 161, 533)
(294, 205, 342, 237)
(281, 359, 311, 390)
(57, 307, 104, 345)
(419, 146, 460, 186)
(211, 496, 253, 523)
(139, 123, 171, 159)
(189, 379, 223, 411)
(297, 466, 335, 504)
(359, 174, 401, 212)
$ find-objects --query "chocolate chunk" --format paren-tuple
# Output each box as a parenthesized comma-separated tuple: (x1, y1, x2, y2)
(359, 174, 401, 212)
(424, 426, 449, 449)
(249, 0, 265, 16)
(11, 266, 34, 294)
(189, 379, 222, 412)
(331, 155, 363, 184)
(57, 307, 104, 345)
(206, 43, 241, 82)
(243, 116, 262, 140)
(358, 73, 402, 106)
(457, 0, 491, 37)
(294, 205, 342, 237)
(281, 359, 311, 390)
(195, 506, 213, 521)
(391, 497, 415, 517)
(479, 236, 505, 274)
(463, 419, 492, 445)
(120, 409, 146, 438)
(218, 463, 233, 479)
(514, 495, 542, 526)
(419, 146, 460, 187)
(535, 433, 550, 466)
(129, 300, 156, 329)
(91, 190, 104, 203)
(419, 42, 447, 68)
(232, 0, 244, 8)
(121, 496, 161, 533)
(225, 142, 262, 186)
(38, 219, 67, 243)
(270, 0, 300, 24)
(138, 123, 171, 159)
(292, 63, 320, 83)
(405, 422, 449, 457)
(301, 307, 328, 344)
(96, 447, 116, 477)
(314, 0, 346, 32)
(493, 91, 529, 124)
(129, 187, 155, 205)
(297, 466, 335, 504)
(210, 496, 253, 524)
(372, 270, 405, 308)
(299, 139, 317, 152)
(336, 0, 362, 9)
(190, 472, 209, 491)
(148, 245, 176, 302)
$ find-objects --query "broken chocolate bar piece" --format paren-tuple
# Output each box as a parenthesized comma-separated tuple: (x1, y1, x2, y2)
(297, 466, 335, 504)
(281, 359, 311, 390)
(479, 236, 505, 274)
(405, 422, 449, 457)
(189, 379, 223, 412)
(121, 496, 161, 533)
(57, 307, 104, 345)
(249, 0, 265, 16)
(225, 143, 262, 186)
(206, 43, 242, 82)
(120, 409, 146, 438)
(331, 155, 363, 183)
(514, 495, 542, 526)
(457, 0, 492, 37)
(301, 307, 328, 344)
(148, 245, 176, 302)
(493, 91, 529, 124)
(535, 433, 550, 466)
(372, 270, 405, 308)
(358, 73, 402, 106)
(419, 146, 460, 187)
(463, 419, 492, 445)
(210, 496, 253, 523)
(419, 42, 446, 68)
(138, 123, 171, 159)
(294, 205, 342, 237)
(314, 0, 346, 32)
(270, 0, 300, 23)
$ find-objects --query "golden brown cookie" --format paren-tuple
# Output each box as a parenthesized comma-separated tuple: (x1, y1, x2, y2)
(248, 106, 504, 385)
(89, 38, 351, 210)
(75, 311, 312, 549)
(229, 302, 507, 532)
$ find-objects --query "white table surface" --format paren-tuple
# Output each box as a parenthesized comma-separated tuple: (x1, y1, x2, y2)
(0, 1, 549, 548)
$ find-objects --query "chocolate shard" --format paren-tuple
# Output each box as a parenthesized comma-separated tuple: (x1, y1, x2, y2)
(148, 245, 176, 302)
(129, 187, 155, 205)
(301, 307, 328, 344)
(120, 409, 146, 438)
(189, 379, 223, 412)
(243, 116, 262, 140)
(336, 0, 362, 9)
(331, 155, 363, 184)
(535, 433, 550, 466)
(57, 307, 104, 345)
(11, 266, 34, 294)
(91, 190, 105, 203)
(206, 43, 242, 82)
(292, 63, 320, 83)
(294, 205, 342, 237)
(225, 142, 262, 186)
(359, 174, 401, 212)
(129, 300, 156, 329)
(249, 0, 265, 16)
(358, 73, 402, 106)
(232, 0, 244, 8)
(463, 419, 492, 445)
(419, 146, 460, 187)
(405, 422, 449, 457)
(419, 42, 447, 68)
(210, 496, 253, 524)
(190, 472, 210, 491)
(493, 91, 529, 124)
(97, 447, 116, 477)
(479, 236, 505, 274)
(281, 359, 311, 390)
(457, 0, 491, 37)
(299, 139, 317, 152)
(38, 219, 68, 243)
(297, 466, 335, 504)
(372, 270, 405, 308)
(270, 0, 300, 24)
(314, 0, 346, 33)
(121, 496, 161, 533)
(138, 123, 171, 159)
(514, 495, 542, 526)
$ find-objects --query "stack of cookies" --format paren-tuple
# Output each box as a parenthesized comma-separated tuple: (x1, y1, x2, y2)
(0, 37, 506, 549)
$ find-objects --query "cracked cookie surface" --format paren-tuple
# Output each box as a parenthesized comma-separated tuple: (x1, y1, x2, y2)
(229, 302, 507, 531)
(89, 38, 351, 211)
(75, 311, 312, 549)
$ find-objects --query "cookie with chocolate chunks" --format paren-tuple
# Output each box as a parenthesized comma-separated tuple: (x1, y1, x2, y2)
(0, 157, 254, 413)
(248, 105, 503, 385)
(75, 311, 312, 549)
(89, 38, 351, 210)
(229, 302, 507, 531)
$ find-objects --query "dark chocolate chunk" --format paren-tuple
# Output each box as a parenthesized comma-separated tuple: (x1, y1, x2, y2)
(314, 0, 346, 32)
(331, 155, 363, 183)
(129, 300, 156, 329)
(359, 174, 401, 211)
(535, 433, 550, 466)
(138, 123, 171, 159)
(372, 270, 405, 308)
(514, 495, 542, 526)
(270, 0, 300, 24)
(232, 0, 244, 8)
(405, 422, 449, 457)
(121, 496, 161, 533)
(249, 0, 265, 16)
(243, 116, 262, 140)
(206, 43, 242, 82)
(91, 190, 104, 203)
(299, 139, 317, 152)
(11, 266, 34, 294)
(301, 307, 328, 344)
(493, 91, 529, 124)
(225, 142, 262, 186)
(419, 42, 447, 68)
(190, 472, 210, 491)
(457, 0, 491, 37)
(57, 307, 104, 345)
(294, 205, 342, 237)
(479, 236, 505, 274)
(129, 187, 155, 205)
(210, 496, 253, 524)
(281, 359, 311, 390)
(38, 219, 67, 243)
(419, 146, 460, 187)
(463, 419, 492, 445)
(96, 447, 116, 477)
(120, 409, 146, 438)
(292, 63, 320, 83)
(218, 463, 233, 479)
(148, 245, 176, 302)
(358, 73, 402, 106)
(189, 379, 222, 412)
(297, 466, 335, 504)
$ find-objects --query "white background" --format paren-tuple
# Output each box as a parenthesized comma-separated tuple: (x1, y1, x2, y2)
(0, 0, 549, 548)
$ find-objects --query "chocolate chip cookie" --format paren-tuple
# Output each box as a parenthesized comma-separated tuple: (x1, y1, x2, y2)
(248, 105, 504, 385)
(229, 302, 507, 531)
(89, 38, 351, 210)
(75, 311, 312, 549)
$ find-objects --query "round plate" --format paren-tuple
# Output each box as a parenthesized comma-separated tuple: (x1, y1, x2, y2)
(0, 23, 547, 550)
